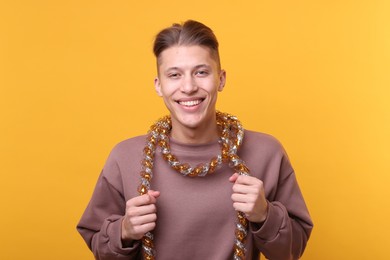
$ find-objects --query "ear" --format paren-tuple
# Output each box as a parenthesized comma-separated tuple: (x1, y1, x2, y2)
(154, 77, 163, 97)
(218, 70, 226, 92)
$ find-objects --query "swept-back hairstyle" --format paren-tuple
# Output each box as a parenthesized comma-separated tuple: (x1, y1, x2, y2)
(153, 20, 221, 69)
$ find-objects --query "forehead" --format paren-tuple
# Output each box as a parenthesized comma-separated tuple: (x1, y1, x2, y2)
(157, 45, 218, 70)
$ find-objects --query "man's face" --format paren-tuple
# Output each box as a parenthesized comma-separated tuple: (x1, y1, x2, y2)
(154, 45, 226, 135)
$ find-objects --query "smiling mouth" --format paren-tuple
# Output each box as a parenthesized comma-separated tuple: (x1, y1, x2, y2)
(177, 99, 205, 107)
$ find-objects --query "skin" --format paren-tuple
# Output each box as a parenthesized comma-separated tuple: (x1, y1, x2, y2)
(154, 45, 226, 144)
(229, 173, 268, 223)
(121, 190, 160, 243)
(121, 45, 268, 243)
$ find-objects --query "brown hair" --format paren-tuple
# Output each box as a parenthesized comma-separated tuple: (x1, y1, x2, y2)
(153, 20, 221, 69)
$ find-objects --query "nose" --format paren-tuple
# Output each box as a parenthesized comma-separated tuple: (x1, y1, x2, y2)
(180, 75, 198, 94)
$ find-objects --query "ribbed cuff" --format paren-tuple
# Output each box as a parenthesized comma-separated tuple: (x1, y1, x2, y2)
(105, 215, 141, 254)
(250, 202, 285, 242)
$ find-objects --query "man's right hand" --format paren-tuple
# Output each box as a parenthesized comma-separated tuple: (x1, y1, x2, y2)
(121, 190, 160, 242)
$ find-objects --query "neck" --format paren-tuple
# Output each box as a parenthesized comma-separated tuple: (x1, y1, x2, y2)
(170, 120, 219, 144)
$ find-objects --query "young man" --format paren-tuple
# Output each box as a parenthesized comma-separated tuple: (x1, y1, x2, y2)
(77, 20, 313, 260)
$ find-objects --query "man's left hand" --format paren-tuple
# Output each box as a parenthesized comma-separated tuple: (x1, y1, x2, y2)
(229, 173, 269, 223)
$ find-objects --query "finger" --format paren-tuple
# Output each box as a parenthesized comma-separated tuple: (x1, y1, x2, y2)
(232, 183, 259, 194)
(128, 193, 158, 207)
(126, 203, 157, 218)
(232, 201, 251, 213)
(127, 212, 157, 226)
(132, 222, 157, 236)
(232, 201, 258, 214)
(231, 193, 256, 203)
(229, 173, 239, 183)
(148, 190, 161, 198)
(235, 175, 262, 185)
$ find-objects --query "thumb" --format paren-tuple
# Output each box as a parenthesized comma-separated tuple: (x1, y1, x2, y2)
(148, 190, 160, 198)
(229, 173, 239, 183)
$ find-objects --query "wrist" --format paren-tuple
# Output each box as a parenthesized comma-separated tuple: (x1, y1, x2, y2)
(121, 221, 136, 248)
(256, 200, 269, 224)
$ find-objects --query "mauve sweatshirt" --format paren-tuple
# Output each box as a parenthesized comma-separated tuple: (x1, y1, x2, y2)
(77, 130, 313, 260)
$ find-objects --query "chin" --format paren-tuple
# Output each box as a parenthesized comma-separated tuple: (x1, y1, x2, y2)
(179, 117, 203, 129)
(173, 113, 205, 129)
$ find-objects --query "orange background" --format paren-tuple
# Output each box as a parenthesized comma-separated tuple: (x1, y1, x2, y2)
(1, 1, 389, 259)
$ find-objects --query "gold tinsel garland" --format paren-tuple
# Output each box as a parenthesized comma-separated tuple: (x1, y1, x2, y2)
(138, 111, 250, 260)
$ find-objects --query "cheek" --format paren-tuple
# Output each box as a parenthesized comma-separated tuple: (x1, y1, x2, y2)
(159, 83, 178, 99)
(205, 81, 220, 94)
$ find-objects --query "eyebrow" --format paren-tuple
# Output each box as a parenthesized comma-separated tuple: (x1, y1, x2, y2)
(165, 64, 211, 72)
(193, 64, 211, 70)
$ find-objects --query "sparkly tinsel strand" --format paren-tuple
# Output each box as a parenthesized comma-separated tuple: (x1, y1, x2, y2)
(138, 111, 250, 259)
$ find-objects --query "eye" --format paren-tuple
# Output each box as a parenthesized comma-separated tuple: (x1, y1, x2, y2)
(195, 70, 209, 77)
(168, 72, 180, 79)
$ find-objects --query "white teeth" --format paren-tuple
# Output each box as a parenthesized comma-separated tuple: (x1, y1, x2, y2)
(178, 99, 202, 107)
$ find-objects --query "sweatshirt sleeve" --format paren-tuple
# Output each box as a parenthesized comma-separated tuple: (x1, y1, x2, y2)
(76, 150, 142, 259)
(248, 136, 313, 260)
